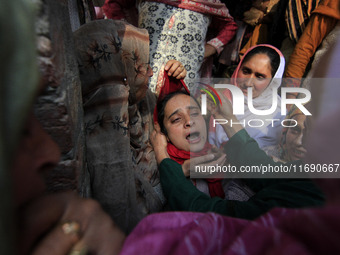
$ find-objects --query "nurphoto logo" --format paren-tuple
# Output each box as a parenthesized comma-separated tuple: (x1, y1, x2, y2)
(199, 84, 312, 128)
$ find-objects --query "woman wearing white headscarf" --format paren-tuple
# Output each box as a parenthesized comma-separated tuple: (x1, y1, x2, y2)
(209, 44, 285, 149)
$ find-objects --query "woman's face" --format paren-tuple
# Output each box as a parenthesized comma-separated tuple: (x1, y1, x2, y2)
(163, 94, 207, 152)
(285, 114, 307, 161)
(237, 53, 273, 98)
(11, 112, 60, 207)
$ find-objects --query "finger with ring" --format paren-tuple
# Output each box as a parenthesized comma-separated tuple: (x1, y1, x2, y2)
(68, 241, 88, 255)
(61, 221, 81, 236)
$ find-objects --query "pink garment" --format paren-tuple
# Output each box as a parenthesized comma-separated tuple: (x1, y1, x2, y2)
(120, 206, 340, 254)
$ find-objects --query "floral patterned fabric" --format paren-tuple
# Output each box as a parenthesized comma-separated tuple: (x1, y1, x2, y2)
(103, 0, 238, 93)
(139, 1, 209, 93)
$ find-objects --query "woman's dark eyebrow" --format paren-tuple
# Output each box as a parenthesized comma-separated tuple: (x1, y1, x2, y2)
(168, 109, 180, 119)
(241, 66, 251, 72)
(168, 105, 199, 119)
(255, 72, 267, 77)
(242, 65, 268, 78)
(187, 105, 200, 111)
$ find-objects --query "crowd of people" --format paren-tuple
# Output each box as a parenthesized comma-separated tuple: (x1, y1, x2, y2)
(3, 0, 340, 254)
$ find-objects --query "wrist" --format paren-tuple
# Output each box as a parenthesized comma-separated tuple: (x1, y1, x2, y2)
(222, 116, 243, 138)
(155, 148, 169, 164)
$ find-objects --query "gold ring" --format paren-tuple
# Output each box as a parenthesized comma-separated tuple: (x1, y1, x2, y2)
(69, 241, 88, 255)
(61, 221, 81, 236)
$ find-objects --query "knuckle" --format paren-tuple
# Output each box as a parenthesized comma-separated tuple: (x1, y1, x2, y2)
(81, 199, 102, 215)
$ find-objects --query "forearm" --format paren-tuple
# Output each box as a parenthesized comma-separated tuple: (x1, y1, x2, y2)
(159, 158, 324, 219)
(218, 116, 244, 138)
(223, 129, 304, 191)
(207, 18, 238, 54)
(159, 158, 232, 214)
(224, 129, 300, 167)
(155, 148, 169, 165)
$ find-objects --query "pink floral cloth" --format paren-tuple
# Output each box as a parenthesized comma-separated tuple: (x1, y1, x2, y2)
(120, 205, 340, 254)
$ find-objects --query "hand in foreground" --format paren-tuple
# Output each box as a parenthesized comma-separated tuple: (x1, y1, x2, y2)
(164, 60, 187, 80)
(182, 147, 227, 177)
(150, 123, 169, 164)
(18, 192, 125, 255)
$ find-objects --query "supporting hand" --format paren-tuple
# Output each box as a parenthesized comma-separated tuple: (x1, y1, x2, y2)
(164, 60, 187, 80)
(182, 147, 227, 177)
(150, 123, 170, 164)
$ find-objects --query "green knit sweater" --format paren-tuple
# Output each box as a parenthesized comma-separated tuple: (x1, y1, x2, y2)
(159, 129, 325, 219)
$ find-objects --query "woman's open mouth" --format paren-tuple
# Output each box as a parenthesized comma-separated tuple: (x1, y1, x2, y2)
(186, 131, 201, 144)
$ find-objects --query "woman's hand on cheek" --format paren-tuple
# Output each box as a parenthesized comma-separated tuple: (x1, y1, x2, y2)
(164, 60, 187, 80)
(18, 192, 125, 255)
(182, 153, 214, 177)
(151, 123, 170, 164)
(182, 149, 227, 178)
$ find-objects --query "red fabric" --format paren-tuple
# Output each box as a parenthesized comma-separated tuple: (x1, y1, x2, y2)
(167, 141, 225, 199)
(153, 71, 190, 123)
(206, 17, 238, 53)
(166, 142, 191, 165)
(167, 141, 212, 165)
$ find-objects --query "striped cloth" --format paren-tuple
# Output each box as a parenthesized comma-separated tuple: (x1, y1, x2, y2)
(286, 0, 321, 43)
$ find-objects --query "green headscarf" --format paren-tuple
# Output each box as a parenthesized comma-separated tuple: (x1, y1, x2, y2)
(0, 0, 39, 253)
